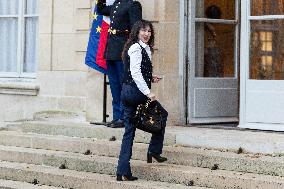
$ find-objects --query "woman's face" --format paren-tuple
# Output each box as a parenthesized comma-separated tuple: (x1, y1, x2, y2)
(138, 26, 151, 44)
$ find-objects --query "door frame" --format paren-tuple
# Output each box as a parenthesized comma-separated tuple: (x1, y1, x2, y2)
(239, 0, 249, 129)
(178, 0, 188, 125)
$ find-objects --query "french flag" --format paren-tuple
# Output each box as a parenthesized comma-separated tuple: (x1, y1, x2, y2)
(85, 0, 115, 74)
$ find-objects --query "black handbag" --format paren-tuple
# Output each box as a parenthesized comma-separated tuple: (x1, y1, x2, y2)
(132, 99, 163, 134)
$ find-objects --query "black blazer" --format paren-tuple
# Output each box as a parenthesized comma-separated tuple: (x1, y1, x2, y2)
(97, 0, 142, 61)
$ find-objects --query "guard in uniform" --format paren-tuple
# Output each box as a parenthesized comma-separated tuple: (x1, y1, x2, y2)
(97, 0, 142, 128)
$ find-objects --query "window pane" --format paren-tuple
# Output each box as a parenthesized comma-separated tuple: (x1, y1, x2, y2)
(0, 0, 19, 15)
(25, 0, 38, 14)
(0, 18, 18, 72)
(23, 17, 37, 73)
(250, 20, 284, 80)
(196, 0, 235, 20)
(195, 23, 235, 77)
(251, 0, 284, 16)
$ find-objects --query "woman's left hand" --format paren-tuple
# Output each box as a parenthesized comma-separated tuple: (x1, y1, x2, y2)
(152, 75, 162, 83)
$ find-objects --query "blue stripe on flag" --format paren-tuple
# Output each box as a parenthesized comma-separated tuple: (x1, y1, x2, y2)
(85, 6, 107, 74)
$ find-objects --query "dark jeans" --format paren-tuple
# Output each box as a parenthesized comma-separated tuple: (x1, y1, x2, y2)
(117, 84, 168, 176)
(107, 60, 124, 120)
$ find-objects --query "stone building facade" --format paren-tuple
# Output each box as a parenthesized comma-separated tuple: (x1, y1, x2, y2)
(2, 0, 284, 131)
(0, 0, 182, 125)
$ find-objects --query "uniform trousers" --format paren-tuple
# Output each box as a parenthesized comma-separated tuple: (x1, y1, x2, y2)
(117, 84, 168, 176)
(107, 60, 124, 121)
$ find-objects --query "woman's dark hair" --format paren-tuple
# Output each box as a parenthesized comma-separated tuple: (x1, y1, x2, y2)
(205, 5, 222, 19)
(122, 20, 155, 62)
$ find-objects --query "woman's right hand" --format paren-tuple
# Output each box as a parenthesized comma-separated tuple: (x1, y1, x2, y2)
(147, 92, 156, 102)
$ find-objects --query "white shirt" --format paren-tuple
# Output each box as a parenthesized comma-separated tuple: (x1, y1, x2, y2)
(128, 40, 152, 95)
(106, 0, 115, 5)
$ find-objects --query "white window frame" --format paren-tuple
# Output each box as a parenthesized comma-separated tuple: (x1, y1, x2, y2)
(0, 0, 39, 78)
(246, 1, 284, 81)
(194, 0, 240, 79)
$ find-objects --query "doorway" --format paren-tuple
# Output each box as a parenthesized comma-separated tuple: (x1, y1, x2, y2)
(186, 0, 240, 124)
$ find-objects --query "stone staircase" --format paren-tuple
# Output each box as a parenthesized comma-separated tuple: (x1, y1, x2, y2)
(1, 120, 284, 188)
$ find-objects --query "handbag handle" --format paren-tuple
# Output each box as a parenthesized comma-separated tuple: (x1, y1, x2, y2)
(145, 98, 152, 108)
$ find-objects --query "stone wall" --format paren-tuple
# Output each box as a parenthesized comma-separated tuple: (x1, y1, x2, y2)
(36, 0, 88, 119)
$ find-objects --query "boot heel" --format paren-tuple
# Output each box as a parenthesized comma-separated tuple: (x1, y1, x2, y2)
(147, 152, 167, 163)
(147, 153, 152, 163)
(116, 174, 123, 181)
(116, 174, 138, 181)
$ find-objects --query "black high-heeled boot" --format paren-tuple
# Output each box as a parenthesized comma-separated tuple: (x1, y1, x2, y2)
(147, 152, 167, 163)
(116, 174, 138, 181)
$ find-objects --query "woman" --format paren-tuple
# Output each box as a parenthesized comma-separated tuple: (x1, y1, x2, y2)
(116, 20, 168, 181)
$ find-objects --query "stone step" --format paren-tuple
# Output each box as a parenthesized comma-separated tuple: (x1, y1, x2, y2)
(7, 121, 175, 145)
(0, 161, 205, 189)
(8, 121, 284, 154)
(1, 131, 284, 177)
(0, 145, 284, 189)
(0, 179, 64, 189)
(32, 111, 86, 123)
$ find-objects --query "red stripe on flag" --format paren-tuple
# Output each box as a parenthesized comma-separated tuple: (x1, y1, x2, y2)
(96, 21, 109, 69)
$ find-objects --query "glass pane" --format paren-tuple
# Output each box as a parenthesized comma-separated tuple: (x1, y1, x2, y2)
(196, 0, 235, 20)
(251, 0, 284, 16)
(0, 0, 18, 15)
(250, 20, 284, 80)
(0, 18, 18, 72)
(25, 0, 38, 14)
(195, 23, 235, 77)
(23, 17, 37, 73)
